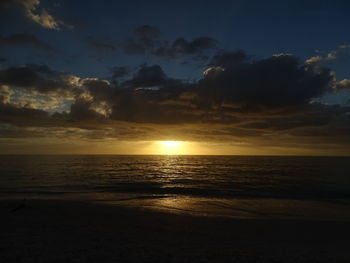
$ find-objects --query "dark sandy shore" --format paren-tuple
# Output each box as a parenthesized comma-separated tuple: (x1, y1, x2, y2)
(1, 199, 350, 263)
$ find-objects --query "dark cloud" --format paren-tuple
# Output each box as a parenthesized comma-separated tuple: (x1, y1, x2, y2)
(0, 53, 338, 126)
(200, 52, 334, 109)
(84, 36, 117, 52)
(123, 25, 160, 54)
(111, 66, 129, 78)
(122, 64, 167, 88)
(0, 33, 54, 51)
(0, 64, 113, 123)
(110, 66, 129, 86)
(122, 25, 218, 59)
(154, 37, 218, 58)
(81, 78, 113, 102)
(123, 40, 147, 54)
(0, 50, 349, 149)
(100, 53, 337, 125)
(209, 50, 248, 68)
(69, 99, 106, 121)
(0, 100, 48, 123)
(134, 25, 161, 39)
(0, 64, 79, 96)
(238, 103, 346, 131)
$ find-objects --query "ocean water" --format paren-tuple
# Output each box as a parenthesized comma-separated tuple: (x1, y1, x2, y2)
(1, 155, 350, 199)
(1, 155, 350, 219)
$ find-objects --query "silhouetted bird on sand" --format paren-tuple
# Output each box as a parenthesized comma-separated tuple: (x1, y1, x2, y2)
(11, 199, 27, 212)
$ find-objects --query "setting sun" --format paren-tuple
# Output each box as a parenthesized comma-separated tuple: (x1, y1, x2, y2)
(156, 141, 184, 155)
(162, 141, 180, 147)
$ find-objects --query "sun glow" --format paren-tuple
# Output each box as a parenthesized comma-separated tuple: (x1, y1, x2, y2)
(156, 141, 185, 155)
(162, 141, 180, 147)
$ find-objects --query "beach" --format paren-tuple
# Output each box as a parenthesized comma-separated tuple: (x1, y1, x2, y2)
(1, 199, 350, 263)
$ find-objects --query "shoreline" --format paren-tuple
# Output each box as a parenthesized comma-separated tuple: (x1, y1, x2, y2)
(2, 193, 350, 221)
(1, 199, 350, 262)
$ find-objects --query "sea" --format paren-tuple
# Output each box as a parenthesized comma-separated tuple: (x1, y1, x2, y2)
(1, 155, 350, 220)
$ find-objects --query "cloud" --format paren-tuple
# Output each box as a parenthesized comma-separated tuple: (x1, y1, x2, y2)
(84, 37, 117, 52)
(153, 37, 218, 58)
(0, 33, 54, 50)
(0, 64, 80, 96)
(336, 79, 350, 90)
(0, 64, 124, 122)
(306, 44, 350, 64)
(89, 53, 335, 125)
(69, 98, 107, 121)
(122, 64, 168, 88)
(79, 78, 113, 104)
(122, 25, 218, 59)
(305, 56, 322, 64)
(203, 66, 225, 77)
(209, 50, 247, 68)
(110, 66, 130, 86)
(134, 25, 161, 39)
(0, 50, 349, 152)
(0, 85, 12, 104)
(199, 51, 334, 110)
(123, 25, 161, 55)
(0, 0, 62, 29)
(28, 8, 60, 29)
(0, 99, 49, 122)
(0, 53, 337, 125)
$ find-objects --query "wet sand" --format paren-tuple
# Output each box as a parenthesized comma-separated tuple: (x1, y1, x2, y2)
(1, 199, 350, 262)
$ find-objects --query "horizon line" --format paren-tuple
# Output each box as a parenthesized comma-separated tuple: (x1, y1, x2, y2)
(1, 154, 349, 157)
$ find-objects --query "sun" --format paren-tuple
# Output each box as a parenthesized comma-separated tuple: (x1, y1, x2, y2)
(162, 141, 180, 147)
(156, 141, 184, 155)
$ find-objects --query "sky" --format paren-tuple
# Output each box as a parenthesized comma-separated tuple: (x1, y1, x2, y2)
(1, 0, 350, 155)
